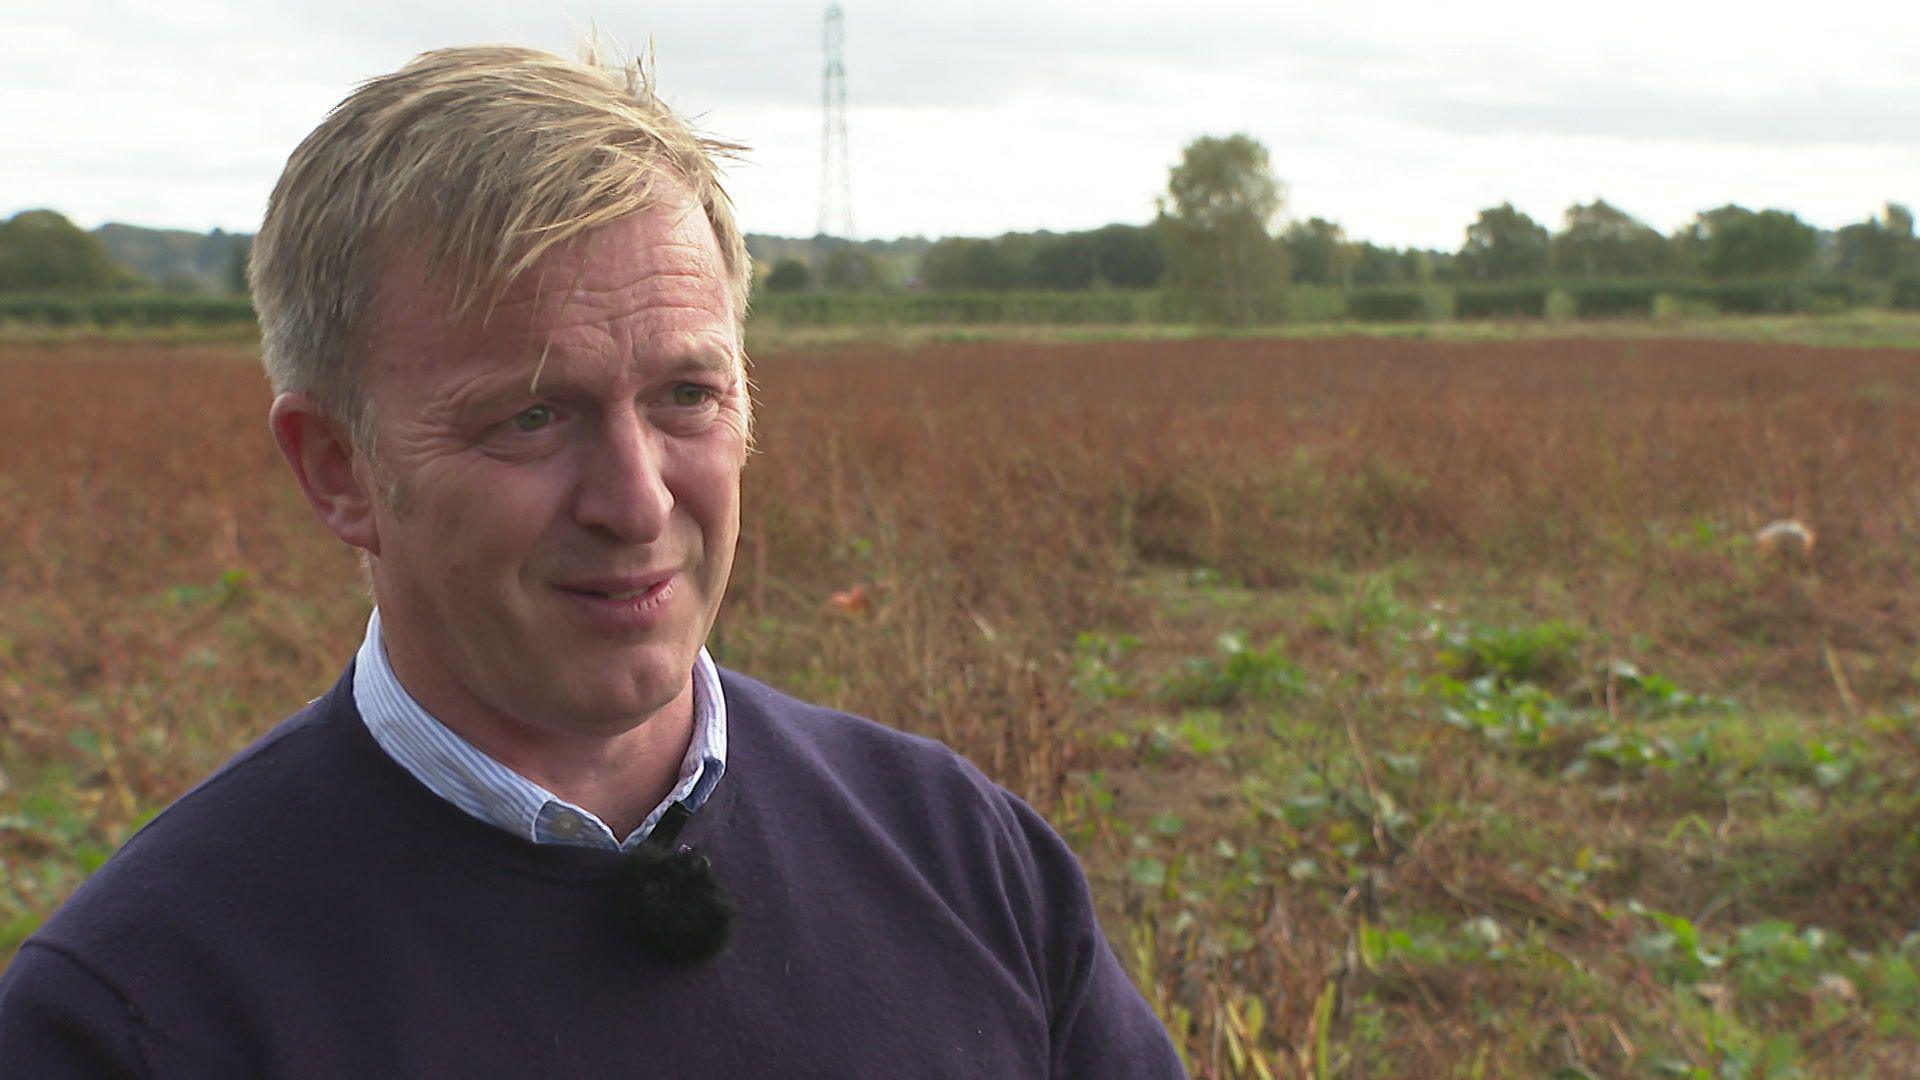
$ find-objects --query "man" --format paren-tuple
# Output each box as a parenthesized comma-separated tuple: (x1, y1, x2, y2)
(0, 45, 1184, 1077)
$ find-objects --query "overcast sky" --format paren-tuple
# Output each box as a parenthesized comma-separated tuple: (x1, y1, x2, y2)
(4, 0, 1917, 250)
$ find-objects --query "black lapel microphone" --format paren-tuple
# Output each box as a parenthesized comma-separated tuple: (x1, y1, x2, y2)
(615, 801, 734, 964)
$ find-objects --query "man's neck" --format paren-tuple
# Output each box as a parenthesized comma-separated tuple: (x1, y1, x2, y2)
(376, 623, 698, 842)
(469, 682, 696, 841)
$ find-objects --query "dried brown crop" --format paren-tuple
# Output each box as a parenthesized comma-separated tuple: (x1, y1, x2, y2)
(5, 334, 1920, 1074)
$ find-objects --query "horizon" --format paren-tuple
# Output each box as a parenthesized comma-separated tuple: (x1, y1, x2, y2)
(38, 203, 1913, 258)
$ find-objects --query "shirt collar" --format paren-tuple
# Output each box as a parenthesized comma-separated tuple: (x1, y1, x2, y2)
(351, 607, 727, 852)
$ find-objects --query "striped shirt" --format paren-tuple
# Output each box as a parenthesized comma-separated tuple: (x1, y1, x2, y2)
(350, 608, 727, 851)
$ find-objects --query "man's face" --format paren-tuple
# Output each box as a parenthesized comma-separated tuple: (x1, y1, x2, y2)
(357, 197, 745, 738)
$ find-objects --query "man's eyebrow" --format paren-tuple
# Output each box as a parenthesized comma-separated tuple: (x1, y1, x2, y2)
(442, 376, 534, 416)
(449, 342, 738, 408)
(669, 351, 738, 379)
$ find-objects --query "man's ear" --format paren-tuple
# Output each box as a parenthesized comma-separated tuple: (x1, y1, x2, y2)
(269, 393, 382, 556)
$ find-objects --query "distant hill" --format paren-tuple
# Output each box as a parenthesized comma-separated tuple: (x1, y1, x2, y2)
(745, 233, 933, 267)
(93, 223, 249, 294)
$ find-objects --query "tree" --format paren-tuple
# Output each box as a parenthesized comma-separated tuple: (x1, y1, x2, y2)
(226, 235, 253, 295)
(1086, 224, 1165, 288)
(1551, 200, 1665, 279)
(1158, 134, 1289, 322)
(1690, 205, 1817, 279)
(1283, 218, 1349, 286)
(820, 248, 884, 291)
(919, 237, 1021, 290)
(1457, 203, 1550, 281)
(993, 233, 1040, 287)
(1834, 202, 1918, 279)
(914, 226, 1164, 292)
(1667, 207, 1744, 277)
(0, 209, 128, 292)
(1334, 242, 1433, 286)
(1027, 232, 1097, 290)
(763, 258, 812, 293)
(158, 272, 209, 295)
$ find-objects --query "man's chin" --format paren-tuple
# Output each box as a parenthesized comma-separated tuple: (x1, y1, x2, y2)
(542, 663, 696, 732)
(496, 621, 699, 719)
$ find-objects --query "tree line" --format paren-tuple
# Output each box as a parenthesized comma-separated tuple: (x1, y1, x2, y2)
(757, 134, 1919, 322)
(5, 132, 1916, 321)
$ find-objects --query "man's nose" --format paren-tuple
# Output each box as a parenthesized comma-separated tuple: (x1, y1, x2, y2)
(574, 409, 672, 543)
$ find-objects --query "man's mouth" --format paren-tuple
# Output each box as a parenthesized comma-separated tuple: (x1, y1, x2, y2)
(556, 573, 677, 602)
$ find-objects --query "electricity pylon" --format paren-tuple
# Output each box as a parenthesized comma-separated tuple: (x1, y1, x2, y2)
(817, 4, 855, 240)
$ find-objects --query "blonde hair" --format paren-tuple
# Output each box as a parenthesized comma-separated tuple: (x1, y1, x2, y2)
(250, 44, 751, 446)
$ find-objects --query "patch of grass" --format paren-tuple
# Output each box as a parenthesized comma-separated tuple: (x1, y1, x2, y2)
(1436, 620, 1588, 687)
(1159, 631, 1311, 707)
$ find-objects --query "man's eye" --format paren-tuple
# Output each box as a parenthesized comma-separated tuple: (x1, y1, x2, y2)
(510, 405, 554, 432)
(671, 384, 718, 408)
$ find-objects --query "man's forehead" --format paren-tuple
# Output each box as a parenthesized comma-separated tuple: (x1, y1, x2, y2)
(511, 201, 725, 296)
(367, 205, 736, 356)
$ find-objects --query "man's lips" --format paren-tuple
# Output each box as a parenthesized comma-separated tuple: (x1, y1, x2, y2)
(554, 571, 677, 600)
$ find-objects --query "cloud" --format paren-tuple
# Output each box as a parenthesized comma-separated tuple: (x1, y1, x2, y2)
(251, 0, 1391, 114)
(4, 0, 1917, 244)
(1406, 83, 1920, 150)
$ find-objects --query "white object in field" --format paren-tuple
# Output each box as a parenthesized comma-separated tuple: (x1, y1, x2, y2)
(1755, 519, 1816, 557)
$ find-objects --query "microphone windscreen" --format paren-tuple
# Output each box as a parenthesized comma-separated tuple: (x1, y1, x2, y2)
(615, 844, 735, 964)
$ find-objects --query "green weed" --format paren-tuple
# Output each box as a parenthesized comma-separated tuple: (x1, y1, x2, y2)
(1437, 620, 1587, 687)
(1160, 631, 1310, 706)
(1069, 631, 1140, 702)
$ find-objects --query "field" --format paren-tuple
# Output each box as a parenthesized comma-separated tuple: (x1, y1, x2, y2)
(4, 333, 1920, 1075)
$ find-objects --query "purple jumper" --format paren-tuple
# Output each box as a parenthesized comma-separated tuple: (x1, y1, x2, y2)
(0, 666, 1185, 1078)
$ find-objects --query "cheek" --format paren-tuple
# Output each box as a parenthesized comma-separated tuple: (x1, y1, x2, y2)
(398, 464, 575, 563)
(671, 448, 743, 535)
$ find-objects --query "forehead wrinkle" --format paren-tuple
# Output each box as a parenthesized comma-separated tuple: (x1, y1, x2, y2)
(508, 326, 738, 404)
(491, 278, 734, 388)
(451, 217, 738, 399)
(491, 273, 732, 346)
(503, 231, 726, 305)
(418, 357, 529, 422)
(524, 255, 591, 397)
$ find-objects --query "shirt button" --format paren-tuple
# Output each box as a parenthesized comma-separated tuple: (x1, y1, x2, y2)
(549, 811, 584, 839)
